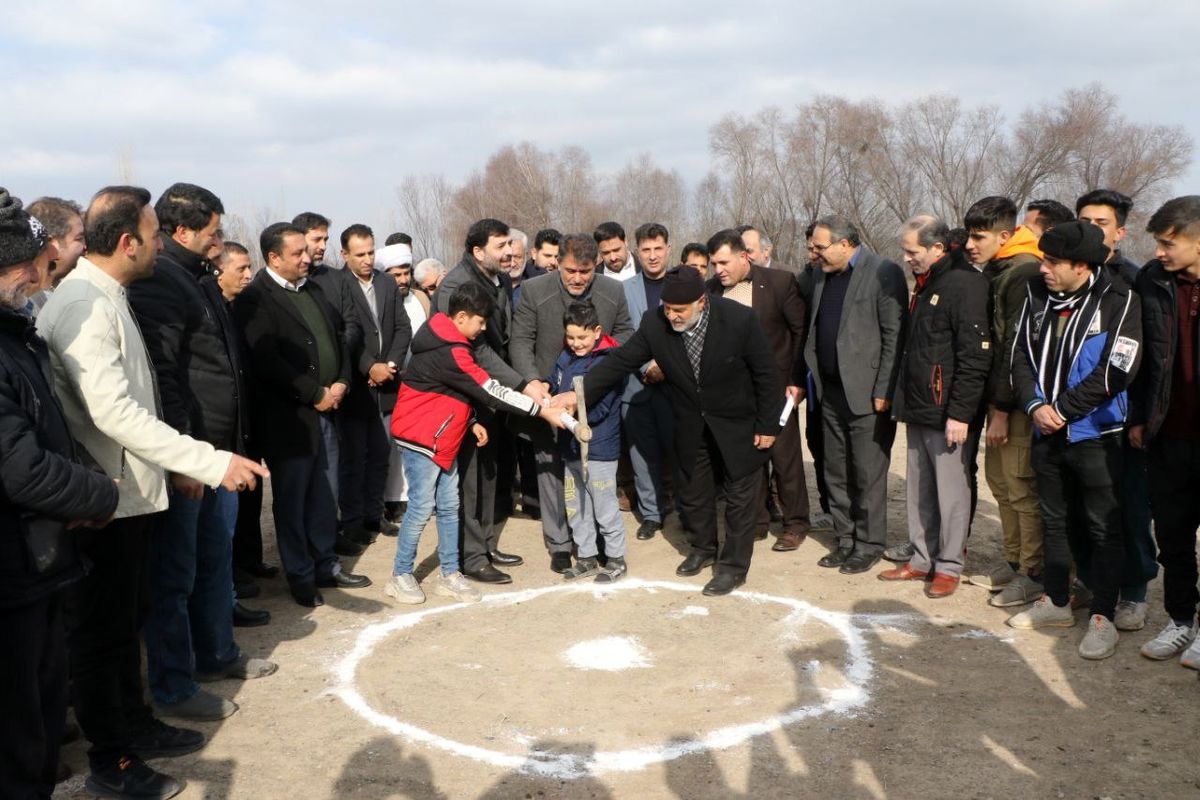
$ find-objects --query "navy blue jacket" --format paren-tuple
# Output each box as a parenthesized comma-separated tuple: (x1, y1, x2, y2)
(552, 335, 623, 461)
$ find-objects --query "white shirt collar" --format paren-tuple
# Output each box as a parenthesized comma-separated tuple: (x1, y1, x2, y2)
(266, 267, 306, 292)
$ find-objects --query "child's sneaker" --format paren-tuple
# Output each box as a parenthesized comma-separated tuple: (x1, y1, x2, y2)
(1079, 614, 1119, 660)
(1006, 595, 1075, 629)
(595, 557, 627, 584)
(384, 573, 425, 605)
(434, 572, 482, 603)
(1141, 620, 1197, 660)
(562, 556, 599, 580)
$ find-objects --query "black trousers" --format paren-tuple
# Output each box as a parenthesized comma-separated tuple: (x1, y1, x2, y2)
(1147, 438, 1200, 623)
(757, 406, 811, 536)
(820, 380, 896, 555)
(0, 593, 68, 799)
(338, 410, 390, 530)
(232, 449, 265, 570)
(67, 515, 155, 771)
(459, 418, 500, 572)
(1032, 433, 1124, 620)
(677, 428, 763, 579)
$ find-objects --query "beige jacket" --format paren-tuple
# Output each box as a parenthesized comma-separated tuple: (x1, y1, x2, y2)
(35, 257, 232, 518)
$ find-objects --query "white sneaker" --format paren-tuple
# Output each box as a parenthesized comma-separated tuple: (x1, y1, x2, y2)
(1113, 600, 1148, 632)
(1007, 595, 1075, 629)
(1079, 615, 1119, 660)
(1181, 638, 1200, 670)
(1140, 620, 1197, 661)
(384, 573, 425, 605)
(434, 571, 482, 603)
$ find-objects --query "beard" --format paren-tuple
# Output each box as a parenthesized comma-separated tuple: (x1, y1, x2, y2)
(0, 285, 29, 312)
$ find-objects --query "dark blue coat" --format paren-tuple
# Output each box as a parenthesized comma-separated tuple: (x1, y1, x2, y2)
(551, 336, 624, 462)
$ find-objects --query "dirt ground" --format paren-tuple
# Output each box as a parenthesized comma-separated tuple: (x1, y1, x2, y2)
(53, 420, 1200, 800)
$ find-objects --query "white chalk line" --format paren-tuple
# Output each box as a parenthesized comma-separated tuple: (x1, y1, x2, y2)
(331, 578, 877, 779)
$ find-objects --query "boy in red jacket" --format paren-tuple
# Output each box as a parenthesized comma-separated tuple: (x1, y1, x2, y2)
(385, 283, 563, 604)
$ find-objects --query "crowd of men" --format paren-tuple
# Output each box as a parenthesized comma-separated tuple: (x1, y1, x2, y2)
(2, 178, 1200, 799)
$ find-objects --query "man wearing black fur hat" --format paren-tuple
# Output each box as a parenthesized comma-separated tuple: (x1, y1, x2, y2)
(1007, 221, 1142, 661)
(557, 266, 782, 595)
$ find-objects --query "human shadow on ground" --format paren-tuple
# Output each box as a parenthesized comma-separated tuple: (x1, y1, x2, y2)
(330, 735, 449, 800)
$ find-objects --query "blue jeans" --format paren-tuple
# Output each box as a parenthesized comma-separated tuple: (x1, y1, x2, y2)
(144, 487, 240, 705)
(391, 448, 461, 576)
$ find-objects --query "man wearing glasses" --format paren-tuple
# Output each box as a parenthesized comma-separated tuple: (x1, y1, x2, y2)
(804, 215, 908, 574)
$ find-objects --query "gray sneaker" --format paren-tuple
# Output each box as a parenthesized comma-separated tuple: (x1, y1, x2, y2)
(1006, 596, 1075, 629)
(434, 571, 482, 603)
(1113, 600, 1148, 632)
(809, 512, 834, 532)
(1140, 620, 1197, 660)
(882, 541, 915, 563)
(562, 556, 600, 580)
(196, 654, 278, 683)
(989, 574, 1044, 608)
(154, 688, 238, 721)
(1079, 614, 1119, 660)
(384, 573, 426, 605)
(965, 563, 1016, 591)
(595, 556, 627, 584)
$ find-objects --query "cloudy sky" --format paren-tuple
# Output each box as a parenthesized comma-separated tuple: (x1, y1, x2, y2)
(3, 0, 1198, 239)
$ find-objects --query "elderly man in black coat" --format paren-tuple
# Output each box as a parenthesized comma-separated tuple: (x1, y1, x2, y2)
(561, 267, 782, 595)
(0, 188, 119, 798)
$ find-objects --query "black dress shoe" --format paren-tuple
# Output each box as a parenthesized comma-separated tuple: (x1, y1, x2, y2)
(317, 571, 372, 589)
(702, 573, 746, 596)
(839, 551, 882, 575)
(636, 520, 662, 540)
(489, 549, 524, 566)
(246, 561, 280, 579)
(464, 564, 513, 584)
(818, 545, 854, 569)
(129, 719, 205, 759)
(85, 756, 186, 800)
(333, 534, 366, 556)
(550, 552, 573, 574)
(676, 553, 716, 577)
(291, 587, 324, 607)
(232, 602, 270, 628)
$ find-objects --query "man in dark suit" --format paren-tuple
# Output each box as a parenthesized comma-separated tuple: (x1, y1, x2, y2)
(566, 267, 782, 596)
(233, 223, 370, 607)
(338, 224, 412, 546)
(739, 224, 801, 277)
(706, 229, 811, 551)
(804, 215, 908, 574)
(510, 233, 633, 572)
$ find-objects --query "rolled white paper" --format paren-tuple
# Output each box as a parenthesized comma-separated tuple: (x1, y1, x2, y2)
(779, 395, 795, 426)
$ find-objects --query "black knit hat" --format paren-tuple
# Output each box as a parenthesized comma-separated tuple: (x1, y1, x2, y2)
(1038, 220, 1110, 266)
(660, 266, 705, 304)
(0, 188, 49, 270)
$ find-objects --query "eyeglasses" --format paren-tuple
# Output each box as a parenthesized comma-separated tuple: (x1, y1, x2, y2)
(810, 240, 842, 253)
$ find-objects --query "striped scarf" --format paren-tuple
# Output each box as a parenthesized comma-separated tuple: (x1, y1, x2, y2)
(1035, 272, 1098, 408)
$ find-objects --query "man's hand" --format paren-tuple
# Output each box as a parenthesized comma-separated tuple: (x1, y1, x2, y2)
(1128, 424, 1146, 450)
(221, 455, 270, 493)
(873, 397, 891, 414)
(472, 422, 489, 447)
(986, 408, 1009, 448)
(644, 361, 665, 384)
(754, 434, 776, 450)
(1031, 404, 1066, 436)
(946, 418, 969, 448)
(170, 473, 205, 500)
(314, 388, 335, 412)
(786, 385, 805, 404)
(550, 391, 577, 413)
(329, 382, 348, 408)
(522, 381, 549, 404)
(367, 362, 395, 386)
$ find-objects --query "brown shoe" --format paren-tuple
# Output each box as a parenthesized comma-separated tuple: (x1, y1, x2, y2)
(618, 493, 631, 512)
(772, 531, 806, 552)
(878, 563, 929, 581)
(926, 572, 960, 598)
